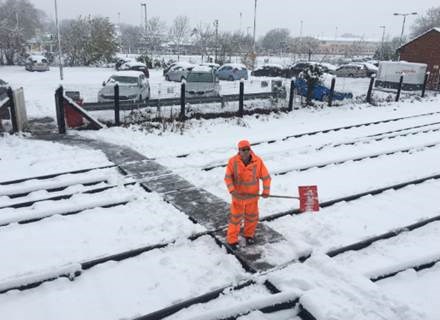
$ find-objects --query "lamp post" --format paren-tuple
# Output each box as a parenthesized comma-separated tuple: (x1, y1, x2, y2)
(379, 25, 386, 60)
(252, 0, 257, 55)
(140, 3, 147, 31)
(393, 12, 417, 47)
(54, 0, 63, 81)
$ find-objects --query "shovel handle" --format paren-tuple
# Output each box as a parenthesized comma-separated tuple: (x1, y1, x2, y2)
(238, 193, 299, 200)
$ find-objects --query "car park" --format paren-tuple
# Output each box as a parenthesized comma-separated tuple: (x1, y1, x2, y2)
(98, 71, 150, 103)
(165, 63, 195, 82)
(251, 64, 284, 77)
(215, 63, 248, 81)
(294, 77, 353, 102)
(185, 66, 220, 97)
(25, 54, 49, 72)
(118, 61, 149, 78)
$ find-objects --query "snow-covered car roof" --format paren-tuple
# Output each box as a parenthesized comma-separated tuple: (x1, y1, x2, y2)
(221, 63, 248, 69)
(120, 61, 147, 68)
(200, 63, 220, 68)
(256, 63, 283, 69)
(111, 71, 145, 77)
(28, 54, 47, 61)
(191, 65, 214, 73)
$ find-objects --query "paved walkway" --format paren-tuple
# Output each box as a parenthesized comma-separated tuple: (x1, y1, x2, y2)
(34, 133, 285, 271)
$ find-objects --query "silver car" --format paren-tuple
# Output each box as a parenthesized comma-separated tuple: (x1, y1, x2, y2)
(185, 66, 220, 97)
(25, 54, 49, 72)
(98, 71, 150, 102)
(165, 63, 195, 82)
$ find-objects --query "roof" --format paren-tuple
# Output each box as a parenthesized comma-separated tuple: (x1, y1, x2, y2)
(111, 71, 144, 77)
(191, 65, 213, 72)
(399, 27, 440, 50)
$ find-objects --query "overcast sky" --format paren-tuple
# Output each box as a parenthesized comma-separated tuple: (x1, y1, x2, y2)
(31, 0, 438, 40)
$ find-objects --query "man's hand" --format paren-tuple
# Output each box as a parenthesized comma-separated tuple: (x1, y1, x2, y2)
(262, 193, 269, 199)
(230, 191, 238, 197)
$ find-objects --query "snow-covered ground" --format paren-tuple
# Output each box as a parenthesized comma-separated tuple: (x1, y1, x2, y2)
(1, 64, 440, 319)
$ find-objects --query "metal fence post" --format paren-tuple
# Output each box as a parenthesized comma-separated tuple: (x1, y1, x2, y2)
(238, 79, 244, 117)
(55, 86, 66, 134)
(395, 74, 404, 102)
(421, 72, 429, 98)
(328, 77, 336, 107)
(366, 75, 375, 104)
(288, 79, 295, 111)
(180, 80, 186, 121)
(6, 87, 18, 133)
(114, 84, 120, 126)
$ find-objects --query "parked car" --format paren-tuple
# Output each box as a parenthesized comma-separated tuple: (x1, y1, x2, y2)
(0, 79, 8, 101)
(25, 54, 49, 72)
(251, 64, 284, 77)
(165, 63, 195, 82)
(98, 71, 150, 103)
(335, 64, 374, 78)
(200, 62, 220, 71)
(215, 63, 248, 81)
(185, 66, 220, 97)
(119, 61, 149, 78)
(285, 62, 335, 78)
(295, 77, 353, 102)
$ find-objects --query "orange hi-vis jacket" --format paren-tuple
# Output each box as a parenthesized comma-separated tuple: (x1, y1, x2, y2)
(224, 152, 271, 203)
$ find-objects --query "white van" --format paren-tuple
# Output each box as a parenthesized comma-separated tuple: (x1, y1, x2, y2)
(375, 61, 427, 91)
(25, 54, 49, 72)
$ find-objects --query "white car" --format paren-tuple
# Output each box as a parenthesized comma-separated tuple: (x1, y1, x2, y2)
(165, 62, 195, 82)
(185, 66, 220, 97)
(25, 54, 49, 72)
(98, 71, 150, 103)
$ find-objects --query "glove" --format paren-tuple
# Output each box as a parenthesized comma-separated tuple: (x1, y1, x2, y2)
(262, 192, 269, 198)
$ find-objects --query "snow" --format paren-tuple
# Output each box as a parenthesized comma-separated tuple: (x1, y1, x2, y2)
(1, 64, 440, 319)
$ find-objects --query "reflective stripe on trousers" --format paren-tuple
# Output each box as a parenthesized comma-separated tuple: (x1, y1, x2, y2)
(226, 201, 259, 244)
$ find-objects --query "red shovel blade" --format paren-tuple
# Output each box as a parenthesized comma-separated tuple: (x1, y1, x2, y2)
(298, 185, 319, 212)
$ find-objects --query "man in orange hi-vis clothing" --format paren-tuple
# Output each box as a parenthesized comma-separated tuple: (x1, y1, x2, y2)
(224, 140, 271, 249)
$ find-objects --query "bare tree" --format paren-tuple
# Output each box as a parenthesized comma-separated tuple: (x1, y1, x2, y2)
(169, 15, 190, 60)
(192, 22, 215, 62)
(411, 6, 440, 37)
(146, 16, 166, 52)
(119, 23, 143, 53)
(0, 0, 45, 64)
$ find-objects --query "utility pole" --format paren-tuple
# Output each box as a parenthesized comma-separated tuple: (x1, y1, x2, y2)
(252, 0, 257, 69)
(214, 19, 219, 63)
(239, 12, 242, 33)
(54, 0, 63, 81)
(379, 25, 386, 60)
(394, 12, 417, 47)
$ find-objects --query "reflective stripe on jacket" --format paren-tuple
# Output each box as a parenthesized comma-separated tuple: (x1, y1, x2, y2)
(224, 151, 271, 203)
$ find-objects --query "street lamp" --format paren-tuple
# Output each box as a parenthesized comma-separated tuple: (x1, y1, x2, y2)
(393, 12, 417, 47)
(54, 0, 63, 81)
(252, 0, 257, 54)
(140, 3, 147, 32)
(379, 25, 386, 60)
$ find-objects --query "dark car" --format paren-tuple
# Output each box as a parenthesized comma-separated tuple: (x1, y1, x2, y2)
(295, 77, 352, 102)
(286, 62, 336, 78)
(119, 61, 150, 78)
(0, 79, 8, 101)
(251, 64, 284, 77)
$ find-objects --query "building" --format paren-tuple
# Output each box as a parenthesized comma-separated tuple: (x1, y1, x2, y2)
(316, 36, 380, 56)
(398, 28, 440, 90)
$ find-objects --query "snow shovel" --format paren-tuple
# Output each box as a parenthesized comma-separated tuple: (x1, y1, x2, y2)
(241, 185, 319, 212)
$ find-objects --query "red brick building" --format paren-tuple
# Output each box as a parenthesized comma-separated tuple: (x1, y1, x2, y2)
(398, 28, 440, 90)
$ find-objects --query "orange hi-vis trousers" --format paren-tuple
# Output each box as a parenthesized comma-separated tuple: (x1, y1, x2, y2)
(227, 200, 259, 244)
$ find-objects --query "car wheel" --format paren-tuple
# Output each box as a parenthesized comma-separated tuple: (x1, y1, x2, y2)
(348, 73, 354, 77)
(322, 94, 330, 102)
(165, 75, 170, 81)
(228, 75, 234, 81)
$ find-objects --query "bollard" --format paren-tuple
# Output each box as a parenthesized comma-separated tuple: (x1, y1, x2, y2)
(395, 74, 404, 102)
(238, 79, 244, 117)
(180, 80, 186, 121)
(328, 77, 336, 107)
(55, 86, 66, 134)
(366, 74, 376, 104)
(6, 87, 18, 133)
(288, 79, 295, 111)
(114, 84, 120, 126)
(421, 72, 429, 98)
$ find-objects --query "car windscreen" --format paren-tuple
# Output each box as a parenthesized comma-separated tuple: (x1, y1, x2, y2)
(109, 76, 138, 84)
(187, 72, 214, 82)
